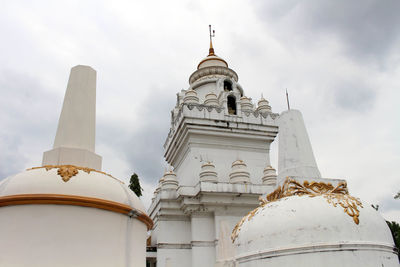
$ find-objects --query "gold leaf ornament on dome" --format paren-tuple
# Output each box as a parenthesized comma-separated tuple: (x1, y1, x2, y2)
(27, 165, 124, 183)
(56, 165, 79, 182)
(231, 178, 363, 242)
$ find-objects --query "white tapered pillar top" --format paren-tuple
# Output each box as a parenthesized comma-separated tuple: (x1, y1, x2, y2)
(277, 109, 321, 182)
(42, 65, 102, 170)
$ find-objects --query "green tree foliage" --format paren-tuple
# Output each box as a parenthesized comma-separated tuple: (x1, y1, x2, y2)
(371, 204, 399, 260)
(386, 221, 400, 260)
(395, 191, 400, 199)
(129, 173, 143, 197)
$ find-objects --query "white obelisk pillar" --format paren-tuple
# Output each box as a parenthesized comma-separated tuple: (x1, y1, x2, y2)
(277, 109, 321, 182)
(42, 65, 102, 170)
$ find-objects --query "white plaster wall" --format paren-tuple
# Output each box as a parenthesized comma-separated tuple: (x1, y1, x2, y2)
(191, 214, 216, 267)
(157, 249, 191, 267)
(191, 214, 215, 241)
(192, 82, 218, 103)
(157, 219, 192, 244)
(192, 247, 216, 267)
(176, 142, 270, 186)
(156, 219, 192, 267)
(0, 205, 147, 267)
(214, 215, 244, 263)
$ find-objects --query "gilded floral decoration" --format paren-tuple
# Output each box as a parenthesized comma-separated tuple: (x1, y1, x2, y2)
(231, 177, 363, 242)
(27, 165, 123, 183)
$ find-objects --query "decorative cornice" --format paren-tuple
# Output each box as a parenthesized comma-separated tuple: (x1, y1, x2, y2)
(157, 243, 192, 249)
(191, 240, 216, 247)
(189, 66, 238, 84)
(27, 165, 124, 184)
(0, 194, 153, 230)
(231, 178, 363, 242)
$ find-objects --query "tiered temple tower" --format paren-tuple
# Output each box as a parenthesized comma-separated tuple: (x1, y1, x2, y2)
(147, 33, 279, 267)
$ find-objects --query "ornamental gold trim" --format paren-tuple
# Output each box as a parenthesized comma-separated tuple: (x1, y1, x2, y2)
(27, 165, 123, 184)
(0, 194, 153, 230)
(231, 178, 363, 242)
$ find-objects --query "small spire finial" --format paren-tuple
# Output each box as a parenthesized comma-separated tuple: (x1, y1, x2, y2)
(286, 89, 291, 110)
(209, 25, 215, 56)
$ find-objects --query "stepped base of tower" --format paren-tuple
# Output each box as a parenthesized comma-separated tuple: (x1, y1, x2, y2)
(147, 181, 275, 267)
(42, 146, 102, 170)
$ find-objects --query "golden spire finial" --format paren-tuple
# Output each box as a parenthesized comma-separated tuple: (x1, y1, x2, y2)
(209, 25, 215, 56)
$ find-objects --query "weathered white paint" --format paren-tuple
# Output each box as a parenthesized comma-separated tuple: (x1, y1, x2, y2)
(42, 65, 102, 169)
(234, 195, 398, 267)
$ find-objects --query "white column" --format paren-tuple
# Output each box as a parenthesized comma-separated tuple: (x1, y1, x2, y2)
(191, 213, 216, 267)
(277, 109, 321, 182)
(42, 65, 102, 169)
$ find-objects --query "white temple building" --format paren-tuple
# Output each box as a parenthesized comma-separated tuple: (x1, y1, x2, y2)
(0, 29, 398, 267)
(146, 33, 399, 266)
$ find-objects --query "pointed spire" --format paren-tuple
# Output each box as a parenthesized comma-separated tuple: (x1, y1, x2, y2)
(286, 89, 291, 110)
(208, 25, 215, 56)
(277, 110, 321, 182)
(42, 65, 102, 170)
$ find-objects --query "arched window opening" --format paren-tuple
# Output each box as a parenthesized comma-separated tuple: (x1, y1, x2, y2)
(224, 80, 232, 91)
(227, 95, 237, 115)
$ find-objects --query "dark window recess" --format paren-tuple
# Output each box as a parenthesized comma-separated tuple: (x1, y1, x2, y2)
(227, 95, 237, 115)
(224, 80, 232, 91)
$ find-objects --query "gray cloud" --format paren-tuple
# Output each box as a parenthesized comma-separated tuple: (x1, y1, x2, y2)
(379, 195, 400, 217)
(97, 86, 176, 183)
(253, 0, 400, 63)
(332, 80, 376, 112)
(0, 70, 60, 178)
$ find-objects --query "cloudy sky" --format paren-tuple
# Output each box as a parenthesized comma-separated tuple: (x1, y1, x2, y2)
(1, 0, 399, 221)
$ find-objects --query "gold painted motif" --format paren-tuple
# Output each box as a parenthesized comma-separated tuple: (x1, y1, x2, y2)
(231, 177, 363, 242)
(27, 165, 123, 183)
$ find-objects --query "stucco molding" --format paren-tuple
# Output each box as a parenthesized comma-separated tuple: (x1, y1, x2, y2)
(0, 193, 153, 230)
(189, 66, 238, 84)
(235, 242, 398, 263)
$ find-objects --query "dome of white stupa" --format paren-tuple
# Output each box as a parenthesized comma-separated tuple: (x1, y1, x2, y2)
(0, 65, 152, 267)
(232, 178, 398, 267)
(0, 166, 152, 267)
(0, 166, 147, 215)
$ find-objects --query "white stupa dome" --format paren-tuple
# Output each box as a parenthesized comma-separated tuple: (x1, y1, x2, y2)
(232, 178, 398, 267)
(0, 166, 147, 215)
(0, 165, 152, 267)
(0, 65, 152, 267)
